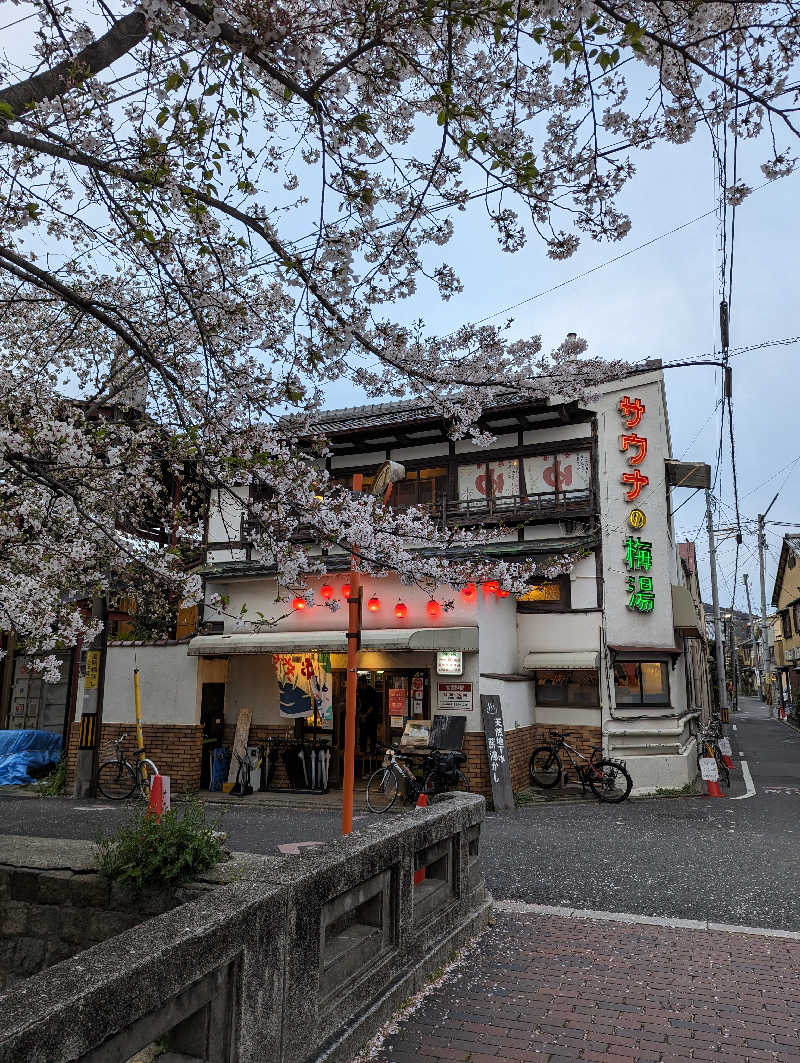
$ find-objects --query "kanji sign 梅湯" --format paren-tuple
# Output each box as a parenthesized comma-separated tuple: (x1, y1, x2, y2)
(619, 395, 655, 616)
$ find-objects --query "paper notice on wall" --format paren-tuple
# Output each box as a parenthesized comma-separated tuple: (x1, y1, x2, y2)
(389, 688, 407, 716)
(718, 737, 732, 757)
(698, 756, 719, 782)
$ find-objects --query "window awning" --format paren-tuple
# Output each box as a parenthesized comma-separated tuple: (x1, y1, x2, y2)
(187, 626, 479, 656)
(671, 584, 702, 638)
(523, 651, 599, 671)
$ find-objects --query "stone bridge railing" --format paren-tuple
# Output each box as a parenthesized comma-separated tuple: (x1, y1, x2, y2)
(0, 793, 488, 1063)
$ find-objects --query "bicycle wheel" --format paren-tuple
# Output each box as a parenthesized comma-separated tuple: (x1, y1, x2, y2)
(589, 760, 633, 803)
(366, 768, 399, 813)
(96, 759, 137, 800)
(715, 750, 730, 789)
(137, 759, 159, 800)
(423, 770, 471, 797)
(529, 746, 562, 788)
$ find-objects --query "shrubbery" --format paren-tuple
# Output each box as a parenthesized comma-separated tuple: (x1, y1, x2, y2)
(96, 800, 223, 891)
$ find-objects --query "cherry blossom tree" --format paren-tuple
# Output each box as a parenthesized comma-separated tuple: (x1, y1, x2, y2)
(1, 0, 798, 670)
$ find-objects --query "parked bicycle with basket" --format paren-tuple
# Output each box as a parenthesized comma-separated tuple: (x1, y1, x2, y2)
(366, 746, 469, 813)
(528, 731, 632, 803)
(96, 734, 158, 800)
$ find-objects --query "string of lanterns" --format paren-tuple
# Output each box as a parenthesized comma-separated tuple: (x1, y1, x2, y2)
(291, 580, 511, 612)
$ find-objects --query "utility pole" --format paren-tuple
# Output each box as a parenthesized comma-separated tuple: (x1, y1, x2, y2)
(706, 490, 729, 718)
(742, 573, 760, 696)
(758, 491, 779, 717)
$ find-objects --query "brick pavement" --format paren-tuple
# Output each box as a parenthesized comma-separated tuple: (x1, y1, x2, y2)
(369, 911, 800, 1063)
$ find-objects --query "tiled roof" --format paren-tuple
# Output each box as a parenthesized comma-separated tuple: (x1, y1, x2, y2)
(202, 532, 599, 580)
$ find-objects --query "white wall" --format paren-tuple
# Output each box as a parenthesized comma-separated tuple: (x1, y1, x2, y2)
(204, 573, 479, 634)
(104, 645, 198, 725)
(516, 612, 601, 656)
(207, 487, 248, 544)
(479, 677, 534, 731)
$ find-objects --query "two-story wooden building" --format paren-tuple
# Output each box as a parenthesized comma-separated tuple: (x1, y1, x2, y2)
(140, 361, 709, 797)
(771, 534, 800, 709)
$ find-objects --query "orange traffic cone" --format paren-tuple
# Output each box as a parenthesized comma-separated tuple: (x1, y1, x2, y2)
(147, 774, 170, 820)
(704, 778, 725, 798)
(416, 792, 428, 808)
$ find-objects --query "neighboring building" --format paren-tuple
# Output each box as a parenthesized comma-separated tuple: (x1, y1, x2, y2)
(91, 360, 706, 797)
(771, 535, 800, 707)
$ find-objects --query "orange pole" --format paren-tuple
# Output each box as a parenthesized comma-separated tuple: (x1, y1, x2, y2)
(341, 472, 363, 836)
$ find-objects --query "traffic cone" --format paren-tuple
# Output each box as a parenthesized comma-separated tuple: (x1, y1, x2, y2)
(704, 778, 725, 798)
(416, 792, 428, 808)
(721, 753, 735, 770)
(147, 773, 170, 820)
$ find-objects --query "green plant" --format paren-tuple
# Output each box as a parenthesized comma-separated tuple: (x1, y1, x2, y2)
(34, 756, 66, 797)
(96, 799, 223, 892)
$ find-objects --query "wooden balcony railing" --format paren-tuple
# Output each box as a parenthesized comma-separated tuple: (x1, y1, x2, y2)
(239, 489, 594, 545)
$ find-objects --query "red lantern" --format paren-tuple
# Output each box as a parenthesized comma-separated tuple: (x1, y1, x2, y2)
(367, 596, 380, 613)
(426, 599, 441, 618)
(342, 583, 351, 599)
(394, 601, 408, 619)
(461, 583, 477, 601)
(320, 584, 333, 600)
(292, 596, 307, 611)
(483, 580, 499, 595)
(497, 588, 510, 598)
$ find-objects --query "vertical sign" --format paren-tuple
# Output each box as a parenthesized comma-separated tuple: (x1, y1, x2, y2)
(480, 695, 514, 811)
(618, 395, 656, 616)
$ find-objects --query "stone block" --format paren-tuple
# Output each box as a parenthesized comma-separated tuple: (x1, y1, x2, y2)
(11, 935, 46, 977)
(26, 903, 66, 939)
(87, 910, 139, 943)
(69, 873, 109, 909)
(0, 867, 11, 898)
(36, 869, 74, 906)
(0, 900, 29, 935)
(9, 868, 41, 903)
(59, 907, 92, 946)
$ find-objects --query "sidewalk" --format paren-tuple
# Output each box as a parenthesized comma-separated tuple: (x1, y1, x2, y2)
(370, 908, 800, 1062)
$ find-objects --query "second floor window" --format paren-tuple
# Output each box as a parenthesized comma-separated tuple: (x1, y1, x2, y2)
(391, 467, 448, 508)
(793, 602, 800, 637)
(783, 611, 793, 639)
(457, 460, 520, 501)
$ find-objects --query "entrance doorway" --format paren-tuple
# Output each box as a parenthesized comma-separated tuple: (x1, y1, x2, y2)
(200, 682, 225, 789)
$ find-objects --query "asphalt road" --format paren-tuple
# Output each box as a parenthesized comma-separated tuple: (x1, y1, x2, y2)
(3, 696, 799, 930)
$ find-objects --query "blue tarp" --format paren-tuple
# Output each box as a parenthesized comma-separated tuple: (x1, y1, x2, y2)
(0, 729, 62, 786)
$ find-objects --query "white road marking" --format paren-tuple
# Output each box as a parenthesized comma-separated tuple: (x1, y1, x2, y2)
(491, 900, 800, 940)
(74, 805, 115, 811)
(731, 760, 756, 801)
(732, 724, 737, 731)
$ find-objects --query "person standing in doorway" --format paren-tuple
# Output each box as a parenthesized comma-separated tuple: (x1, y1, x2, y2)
(357, 675, 381, 754)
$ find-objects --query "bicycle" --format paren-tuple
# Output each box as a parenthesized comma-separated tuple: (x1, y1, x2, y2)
(696, 728, 730, 789)
(422, 748, 470, 797)
(96, 734, 159, 800)
(528, 732, 633, 803)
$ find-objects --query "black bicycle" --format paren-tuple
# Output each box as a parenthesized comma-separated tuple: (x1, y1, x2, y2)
(96, 734, 159, 800)
(529, 732, 633, 803)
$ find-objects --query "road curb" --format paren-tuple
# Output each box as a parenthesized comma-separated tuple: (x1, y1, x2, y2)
(491, 900, 800, 940)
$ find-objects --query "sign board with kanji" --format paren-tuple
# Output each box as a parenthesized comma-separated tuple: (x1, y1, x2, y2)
(718, 737, 732, 757)
(480, 694, 514, 811)
(438, 682, 473, 712)
(699, 756, 719, 782)
(388, 688, 407, 716)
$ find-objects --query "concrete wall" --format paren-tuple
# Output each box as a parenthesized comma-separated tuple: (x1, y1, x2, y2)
(0, 794, 488, 1063)
(103, 644, 198, 725)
